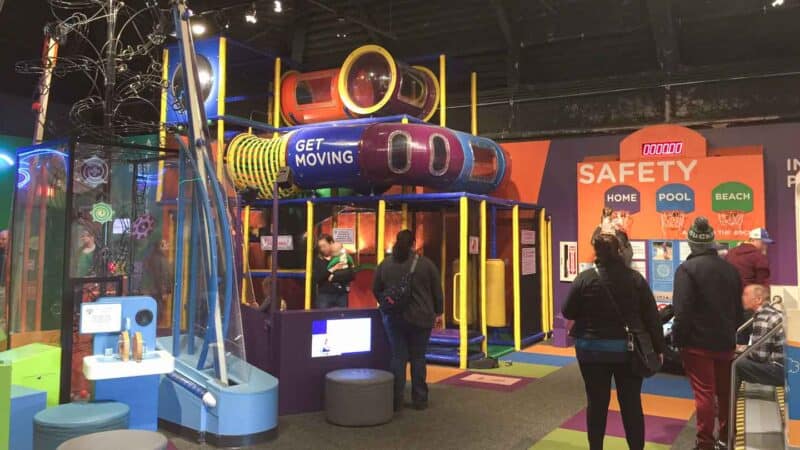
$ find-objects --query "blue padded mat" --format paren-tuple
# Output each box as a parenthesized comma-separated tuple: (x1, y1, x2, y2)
(499, 352, 576, 367)
(639, 373, 694, 399)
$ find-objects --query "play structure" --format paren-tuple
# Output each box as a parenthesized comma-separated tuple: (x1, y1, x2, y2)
(0, 1, 555, 446)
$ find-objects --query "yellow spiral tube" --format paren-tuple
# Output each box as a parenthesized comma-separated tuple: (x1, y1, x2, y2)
(225, 133, 296, 199)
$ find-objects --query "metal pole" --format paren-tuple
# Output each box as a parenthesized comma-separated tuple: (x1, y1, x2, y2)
(270, 181, 279, 315)
(32, 37, 58, 144)
(104, 0, 118, 130)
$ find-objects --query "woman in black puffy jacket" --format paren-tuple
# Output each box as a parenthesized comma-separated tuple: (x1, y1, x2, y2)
(563, 233, 665, 450)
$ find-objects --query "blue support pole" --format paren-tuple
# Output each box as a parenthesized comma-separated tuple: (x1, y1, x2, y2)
(172, 146, 187, 357)
(186, 195, 201, 355)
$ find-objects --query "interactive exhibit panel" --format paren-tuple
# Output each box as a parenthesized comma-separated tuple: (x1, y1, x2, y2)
(577, 125, 766, 302)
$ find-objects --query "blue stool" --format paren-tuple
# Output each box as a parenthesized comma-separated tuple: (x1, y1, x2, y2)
(33, 402, 129, 450)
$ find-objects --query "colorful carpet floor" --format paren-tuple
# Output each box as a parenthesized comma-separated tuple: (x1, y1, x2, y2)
(423, 342, 696, 449)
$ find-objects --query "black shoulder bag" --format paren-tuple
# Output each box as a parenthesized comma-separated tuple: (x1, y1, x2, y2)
(595, 268, 662, 377)
(377, 255, 419, 314)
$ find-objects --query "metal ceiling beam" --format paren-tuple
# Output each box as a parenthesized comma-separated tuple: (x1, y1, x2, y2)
(646, 0, 681, 74)
(490, 0, 521, 89)
(290, 0, 308, 63)
(306, 0, 397, 40)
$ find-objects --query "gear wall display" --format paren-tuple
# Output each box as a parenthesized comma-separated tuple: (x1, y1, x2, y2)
(90, 202, 114, 224)
(77, 156, 109, 188)
(577, 124, 766, 301)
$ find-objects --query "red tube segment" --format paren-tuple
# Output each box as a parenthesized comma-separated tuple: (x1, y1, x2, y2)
(280, 45, 439, 125)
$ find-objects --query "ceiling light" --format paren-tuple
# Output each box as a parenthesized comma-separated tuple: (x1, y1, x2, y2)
(245, 3, 258, 24)
(274, 0, 282, 13)
(191, 22, 207, 36)
(772, 0, 784, 5)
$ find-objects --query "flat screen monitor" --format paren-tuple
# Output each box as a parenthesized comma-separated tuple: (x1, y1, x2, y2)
(311, 317, 371, 358)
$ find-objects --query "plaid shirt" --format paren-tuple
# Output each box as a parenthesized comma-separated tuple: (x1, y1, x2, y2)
(748, 304, 784, 366)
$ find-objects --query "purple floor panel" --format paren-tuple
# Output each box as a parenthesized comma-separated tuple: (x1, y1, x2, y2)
(560, 409, 687, 445)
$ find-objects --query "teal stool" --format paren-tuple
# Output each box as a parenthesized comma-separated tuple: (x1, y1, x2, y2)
(33, 402, 129, 450)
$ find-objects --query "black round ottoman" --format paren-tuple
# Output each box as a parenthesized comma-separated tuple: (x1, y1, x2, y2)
(325, 368, 394, 426)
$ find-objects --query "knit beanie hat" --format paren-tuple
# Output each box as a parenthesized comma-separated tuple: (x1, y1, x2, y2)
(687, 217, 714, 244)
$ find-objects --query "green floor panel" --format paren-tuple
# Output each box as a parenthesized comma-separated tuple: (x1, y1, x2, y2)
(529, 428, 670, 450)
(472, 361, 559, 379)
(487, 345, 515, 359)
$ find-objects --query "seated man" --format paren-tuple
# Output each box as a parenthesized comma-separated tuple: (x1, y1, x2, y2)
(737, 284, 784, 386)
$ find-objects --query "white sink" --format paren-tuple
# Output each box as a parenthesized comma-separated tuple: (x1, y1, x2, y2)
(83, 350, 175, 380)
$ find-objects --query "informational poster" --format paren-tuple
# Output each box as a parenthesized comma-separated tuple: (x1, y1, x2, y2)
(630, 241, 647, 260)
(521, 247, 537, 275)
(559, 241, 578, 282)
(647, 240, 688, 302)
(469, 236, 480, 255)
(333, 228, 355, 245)
(631, 261, 647, 280)
(80, 303, 122, 334)
(260, 235, 294, 251)
(679, 241, 691, 261)
(578, 125, 765, 268)
(521, 230, 536, 246)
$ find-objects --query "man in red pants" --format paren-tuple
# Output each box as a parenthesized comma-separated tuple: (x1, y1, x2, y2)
(672, 217, 744, 450)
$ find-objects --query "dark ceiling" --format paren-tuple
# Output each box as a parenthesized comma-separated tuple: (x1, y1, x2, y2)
(2, 0, 800, 117)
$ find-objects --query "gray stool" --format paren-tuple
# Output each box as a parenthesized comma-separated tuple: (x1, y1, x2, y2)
(33, 402, 129, 450)
(325, 368, 394, 426)
(57, 430, 168, 450)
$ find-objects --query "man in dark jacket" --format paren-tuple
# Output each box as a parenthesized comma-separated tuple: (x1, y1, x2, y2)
(673, 217, 744, 450)
(725, 227, 773, 286)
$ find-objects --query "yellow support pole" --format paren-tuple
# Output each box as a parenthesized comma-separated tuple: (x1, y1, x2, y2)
(439, 54, 446, 127)
(377, 200, 386, 264)
(273, 57, 281, 137)
(401, 203, 408, 229)
(548, 216, 552, 332)
(304, 201, 314, 310)
(156, 48, 168, 202)
(458, 197, 469, 369)
(479, 200, 487, 355)
(216, 37, 227, 178)
(240, 205, 251, 304)
(470, 72, 477, 136)
(539, 210, 547, 332)
(512, 205, 521, 350)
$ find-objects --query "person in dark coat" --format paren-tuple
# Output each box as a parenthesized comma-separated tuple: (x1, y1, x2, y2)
(373, 230, 443, 411)
(725, 227, 773, 286)
(312, 234, 354, 309)
(672, 217, 744, 450)
(563, 233, 665, 450)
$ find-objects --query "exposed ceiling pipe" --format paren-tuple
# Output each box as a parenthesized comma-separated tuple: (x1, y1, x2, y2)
(306, 0, 398, 40)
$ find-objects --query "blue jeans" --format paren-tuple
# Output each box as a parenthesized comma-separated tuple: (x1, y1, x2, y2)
(382, 314, 432, 408)
(315, 292, 348, 309)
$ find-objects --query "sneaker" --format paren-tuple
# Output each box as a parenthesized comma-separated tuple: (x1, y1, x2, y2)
(715, 440, 728, 450)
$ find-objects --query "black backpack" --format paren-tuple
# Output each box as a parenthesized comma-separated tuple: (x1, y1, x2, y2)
(377, 255, 419, 314)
